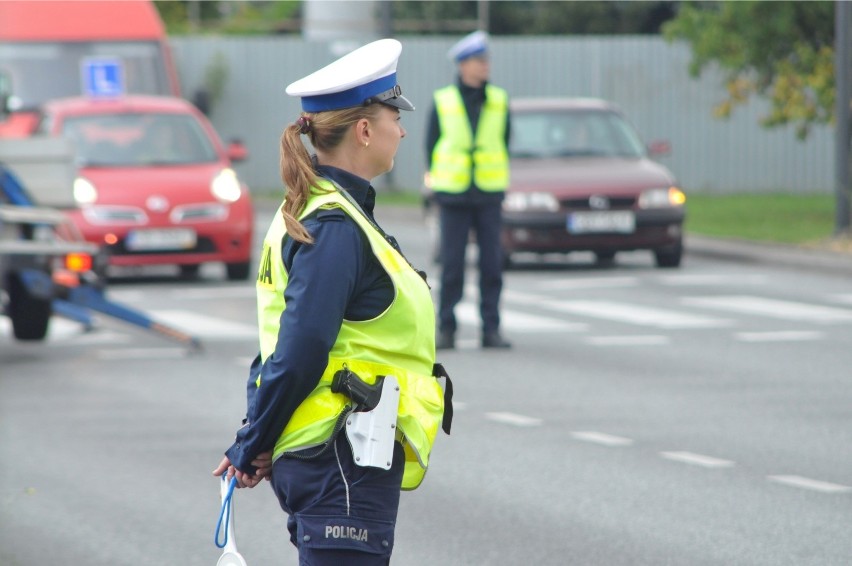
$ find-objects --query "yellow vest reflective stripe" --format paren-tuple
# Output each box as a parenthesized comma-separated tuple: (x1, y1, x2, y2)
(430, 84, 509, 193)
(255, 183, 443, 490)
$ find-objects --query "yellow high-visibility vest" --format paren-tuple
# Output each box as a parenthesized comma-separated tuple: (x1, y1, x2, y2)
(429, 84, 509, 193)
(256, 181, 445, 490)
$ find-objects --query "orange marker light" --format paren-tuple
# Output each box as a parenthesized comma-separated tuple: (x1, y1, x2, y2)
(66, 253, 93, 273)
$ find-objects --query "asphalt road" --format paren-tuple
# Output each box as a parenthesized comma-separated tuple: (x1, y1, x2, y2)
(2, 203, 851, 565)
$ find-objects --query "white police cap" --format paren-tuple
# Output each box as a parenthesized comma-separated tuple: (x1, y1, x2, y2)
(448, 30, 489, 63)
(286, 38, 414, 112)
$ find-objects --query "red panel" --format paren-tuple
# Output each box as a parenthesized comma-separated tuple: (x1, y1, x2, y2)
(0, 1, 165, 41)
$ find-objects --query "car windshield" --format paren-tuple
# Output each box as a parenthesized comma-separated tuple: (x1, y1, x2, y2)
(510, 109, 646, 159)
(61, 113, 218, 167)
(0, 41, 171, 110)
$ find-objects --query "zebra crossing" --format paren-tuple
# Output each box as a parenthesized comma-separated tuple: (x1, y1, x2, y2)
(454, 277, 852, 345)
(8, 273, 852, 346)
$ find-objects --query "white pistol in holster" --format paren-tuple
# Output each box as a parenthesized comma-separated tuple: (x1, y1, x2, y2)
(331, 368, 401, 470)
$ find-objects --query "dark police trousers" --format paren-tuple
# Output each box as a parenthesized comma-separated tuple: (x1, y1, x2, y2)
(438, 201, 503, 334)
(271, 432, 404, 565)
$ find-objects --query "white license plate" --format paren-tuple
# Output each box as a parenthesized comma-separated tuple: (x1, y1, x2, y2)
(567, 211, 636, 234)
(126, 228, 197, 251)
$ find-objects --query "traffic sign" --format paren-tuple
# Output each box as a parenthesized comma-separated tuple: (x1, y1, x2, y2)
(81, 58, 125, 98)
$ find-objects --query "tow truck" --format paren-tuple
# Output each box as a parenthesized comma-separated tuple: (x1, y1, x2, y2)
(0, 74, 200, 349)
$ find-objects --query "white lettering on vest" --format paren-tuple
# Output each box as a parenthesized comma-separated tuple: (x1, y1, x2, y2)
(325, 525, 369, 542)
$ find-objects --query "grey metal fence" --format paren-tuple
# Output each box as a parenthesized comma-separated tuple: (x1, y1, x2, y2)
(170, 35, 834, 195)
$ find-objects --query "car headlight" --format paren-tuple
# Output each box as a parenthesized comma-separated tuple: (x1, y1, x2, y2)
(503, 192, 560, 212)
(73, 177, 98, 204)
(211, 168, 242, 203)
(638, 187, 686, 209)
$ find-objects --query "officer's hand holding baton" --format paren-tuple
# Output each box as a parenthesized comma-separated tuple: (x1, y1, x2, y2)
(212, 453, 272, 488)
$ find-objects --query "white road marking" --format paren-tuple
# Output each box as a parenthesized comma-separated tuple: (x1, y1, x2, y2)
(43, 318, 83, 339)
(167, 287, 255, 300)
(571, 431, 634, 446)
(456, 302, 587, 333)
(735, 330, 823, 342)
(548, 300, 732, 329)
(70, 331, 133, 345)
(657, 273, 767, 286)
(832, 293, 852, 305)
(0, 317, 122, 343)
(682, 295, 852, 323)
(660, 451, 735, 468)
(97, 347, 188, 360)
(103, 290, 148, 303)
(484, 412, 543, 427)
(767, 475, 852, 494)
(585, 335, 669, 346)
(533, 276, 639, 291)
(454, 338, 483, 350)
(149, 310, 257, 338)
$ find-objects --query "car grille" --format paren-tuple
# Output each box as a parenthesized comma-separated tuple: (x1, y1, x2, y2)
(107, 236, 218, 256)
(83, 206, 147, 225)
(171, 203, 228, 223)
(560, 196, 637, 210)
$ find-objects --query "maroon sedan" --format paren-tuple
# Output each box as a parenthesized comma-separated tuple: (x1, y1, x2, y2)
(502, 98, 685, 268)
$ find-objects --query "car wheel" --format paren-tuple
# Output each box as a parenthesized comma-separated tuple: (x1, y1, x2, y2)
(654, 242, 683, 268)
(6, 273, 51, 341)
(179, 264, 200, 280)
(595, 250, 616, 264)
(226, 261, 251, 281)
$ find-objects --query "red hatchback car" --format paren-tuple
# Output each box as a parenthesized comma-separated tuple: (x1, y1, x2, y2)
(38, 95, 253, 280)
(503, 98, 685, 268)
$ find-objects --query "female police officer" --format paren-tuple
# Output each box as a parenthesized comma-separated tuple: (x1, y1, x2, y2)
(212, 39, 451, 565)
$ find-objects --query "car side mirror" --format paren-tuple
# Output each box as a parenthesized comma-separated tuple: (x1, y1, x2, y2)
(227, 139, 248, 163)
(647, 140, 671, 157)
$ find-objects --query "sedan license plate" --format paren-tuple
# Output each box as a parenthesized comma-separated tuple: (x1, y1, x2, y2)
(126, 228, 197, 251)
(567, 211, 636, 234)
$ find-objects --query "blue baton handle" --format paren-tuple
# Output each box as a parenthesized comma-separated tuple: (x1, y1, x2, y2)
(214, 476, 237, 548)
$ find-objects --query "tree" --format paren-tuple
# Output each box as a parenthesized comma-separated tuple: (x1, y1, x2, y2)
(154, 1, 300, 35)
(390, 1, 675, 35)
(156, 1, 678, 36)
(662, 1, 836, 140)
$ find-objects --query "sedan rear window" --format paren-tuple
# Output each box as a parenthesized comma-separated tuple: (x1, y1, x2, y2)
(62, 112, 218, 167)
(511, 109, 646, 159)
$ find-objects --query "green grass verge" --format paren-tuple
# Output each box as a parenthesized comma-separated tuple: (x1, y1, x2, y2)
(684, 193, 838, 244)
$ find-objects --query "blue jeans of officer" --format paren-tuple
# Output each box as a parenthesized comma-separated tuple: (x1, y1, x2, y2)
(270, 432, 405, 565)
(438, 202, 503, 335)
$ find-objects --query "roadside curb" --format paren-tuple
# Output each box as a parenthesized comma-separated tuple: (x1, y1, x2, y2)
(686, 234, 852, 277)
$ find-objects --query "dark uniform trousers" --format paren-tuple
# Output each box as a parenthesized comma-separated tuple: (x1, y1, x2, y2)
(438, 201, 503, 335)
(271, 433, 405, 565)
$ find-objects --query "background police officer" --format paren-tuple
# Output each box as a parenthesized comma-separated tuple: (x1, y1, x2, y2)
(426, 30, 512, 350)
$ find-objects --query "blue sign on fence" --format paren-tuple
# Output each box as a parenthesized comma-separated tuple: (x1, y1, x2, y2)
(81, 58, 125, 97)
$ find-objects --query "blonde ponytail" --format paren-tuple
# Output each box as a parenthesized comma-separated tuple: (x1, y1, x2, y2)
(278, 105, 384, 243)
